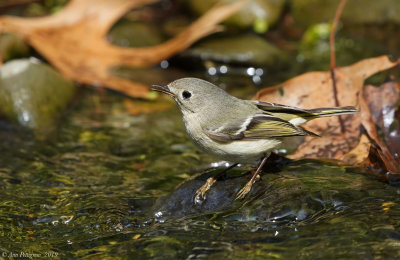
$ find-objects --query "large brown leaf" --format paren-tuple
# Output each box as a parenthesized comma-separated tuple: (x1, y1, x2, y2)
(0, 0, 245, 98)
(255, 56, 399, 174)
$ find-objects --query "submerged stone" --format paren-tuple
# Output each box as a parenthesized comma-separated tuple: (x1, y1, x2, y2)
(152, 156, 287, 218)
(185, 0, 285, 31)
(152, 157, 383, 221)
(0, 58, 76, 135)
(181, 34, 288, 67)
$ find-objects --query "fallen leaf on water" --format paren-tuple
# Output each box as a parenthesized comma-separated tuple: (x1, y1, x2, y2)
(255, 55, 400, 174)
(0, 0, 245, 98)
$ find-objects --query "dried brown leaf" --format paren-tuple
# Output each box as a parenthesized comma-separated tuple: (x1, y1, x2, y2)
(254, 56, 399, 172)
(341, 134, 371, 165)
(363, 81, 400, 174)
(0, 0, 246, 98)
(364, 81, 400, 156)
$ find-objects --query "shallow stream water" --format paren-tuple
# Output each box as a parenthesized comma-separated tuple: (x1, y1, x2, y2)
(1, 89, 400, 259)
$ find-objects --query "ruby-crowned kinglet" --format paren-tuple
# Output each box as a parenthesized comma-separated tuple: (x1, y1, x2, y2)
(152, 77, 357, 201)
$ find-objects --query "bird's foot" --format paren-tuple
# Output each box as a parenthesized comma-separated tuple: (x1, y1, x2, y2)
(235, 175, 259, 200)
(194, 177, 216, 204)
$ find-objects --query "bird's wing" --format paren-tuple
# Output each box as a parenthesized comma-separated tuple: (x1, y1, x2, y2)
(252, 101, 357, 122)
(205, 113, 318, 143)
(251, 100, 311, 121)
(252, 100, 308, 112)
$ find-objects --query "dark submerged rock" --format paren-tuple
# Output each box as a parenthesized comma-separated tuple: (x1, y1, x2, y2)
(153, 154, 292, 218)
(152, 155, 384, 222)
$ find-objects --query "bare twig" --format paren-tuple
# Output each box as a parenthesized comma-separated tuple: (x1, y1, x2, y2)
(329, 0, 348, 133)
(330, 0, 347, 69)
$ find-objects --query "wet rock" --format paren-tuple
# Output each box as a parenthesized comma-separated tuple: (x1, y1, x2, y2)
(108, 20, 165, 47)
(0, 58, 76, 135)
(185, 0, 285, 32)
(152, 155, 288, 217)
(0, 33, 30, 62)
(152, 157, 382, 221)
(292, 0, 400, 28)
(181, 34, 288, 67)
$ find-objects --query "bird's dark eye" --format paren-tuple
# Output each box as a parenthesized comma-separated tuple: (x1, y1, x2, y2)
(182, 90, 192, 99)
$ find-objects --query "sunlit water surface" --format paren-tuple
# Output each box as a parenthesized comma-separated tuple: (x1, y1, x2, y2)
(1, 90, 400, 259)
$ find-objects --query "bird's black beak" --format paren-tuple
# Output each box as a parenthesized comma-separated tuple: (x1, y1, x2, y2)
(151, 84, 176, 98)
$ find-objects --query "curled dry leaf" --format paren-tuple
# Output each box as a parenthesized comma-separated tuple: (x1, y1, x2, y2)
(364, 81, 400, 157)
(363, 81, 400, 174)
(255, 55, 399, 174)
(0, 0, 246, 98)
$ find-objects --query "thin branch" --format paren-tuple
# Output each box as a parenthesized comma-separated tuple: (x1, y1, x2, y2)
(330, 0, 347, 69)
(329, 0, 348, 134)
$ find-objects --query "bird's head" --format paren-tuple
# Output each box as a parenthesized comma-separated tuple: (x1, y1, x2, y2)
(152, 77, 231, 114)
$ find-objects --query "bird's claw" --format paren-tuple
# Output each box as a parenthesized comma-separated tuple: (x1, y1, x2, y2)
(235, 180, 253, 200)
(235, 173, 261, 200)
(194, 177, 216, 204)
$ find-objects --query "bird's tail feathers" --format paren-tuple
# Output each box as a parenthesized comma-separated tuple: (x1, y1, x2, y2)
(305, 106, 358, 118)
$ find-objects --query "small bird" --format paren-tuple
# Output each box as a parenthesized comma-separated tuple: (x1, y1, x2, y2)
(152, 78, 357, 202)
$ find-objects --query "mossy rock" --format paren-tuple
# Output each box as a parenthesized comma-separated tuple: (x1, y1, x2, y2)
(0, 58, 76, 135)
(185, 0, 285, 32)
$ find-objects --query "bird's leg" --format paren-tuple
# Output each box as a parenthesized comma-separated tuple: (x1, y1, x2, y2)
(194, 163, 238, 204)
(236, 154, 270, 200)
